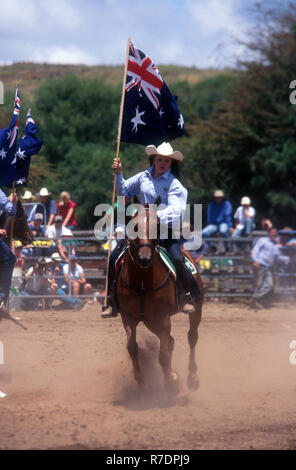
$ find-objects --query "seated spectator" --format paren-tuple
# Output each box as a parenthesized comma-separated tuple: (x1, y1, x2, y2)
(36, 187, 57, 228)
(21, 190, 37, 223)
(251, 227, 290, 308)
(202, 190, 232, 252)
(63, 254, 92, 300)
(13, 240, 26, 272)
(57, 191, 78, 230)
(48, 252, 85, 310)
(230, 196, 256, 253)
(29, 213, 46, 238)
(21, 257, 52, 310)
(46, 215, 75, 262)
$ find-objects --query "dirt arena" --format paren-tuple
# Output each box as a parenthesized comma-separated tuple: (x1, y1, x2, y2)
(0, 300, 296, 450)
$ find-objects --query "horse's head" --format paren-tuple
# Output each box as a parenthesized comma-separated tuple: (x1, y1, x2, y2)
(129, 201, 159, 268)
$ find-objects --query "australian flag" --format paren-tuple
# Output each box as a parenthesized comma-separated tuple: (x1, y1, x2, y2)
(121, 42, 184, 146)
(0, 87, 20, 185)
(14, 109, 43, 187)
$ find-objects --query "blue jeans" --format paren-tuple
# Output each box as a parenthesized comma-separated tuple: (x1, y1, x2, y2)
(21, 286, 52, 310)
(56, 287, 82, 307)
(202, 223, 230, 250)
(0, 238, 16, 303)
(253, 265, 274, 300)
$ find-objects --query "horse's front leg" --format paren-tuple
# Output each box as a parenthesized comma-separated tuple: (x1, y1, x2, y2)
(187, 303, 202, 390)
(121, 314, 143, 386)
(158, 314, 179, 394)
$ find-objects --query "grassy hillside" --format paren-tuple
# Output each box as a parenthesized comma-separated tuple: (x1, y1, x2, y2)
(0, 62, 225, 100)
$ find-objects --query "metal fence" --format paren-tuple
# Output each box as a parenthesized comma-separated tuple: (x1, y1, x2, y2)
(9, 232, 296, 310)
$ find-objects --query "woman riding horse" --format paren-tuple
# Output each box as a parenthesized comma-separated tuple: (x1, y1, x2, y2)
(103, 141, 202, 317)
(0, 188, 18, 315)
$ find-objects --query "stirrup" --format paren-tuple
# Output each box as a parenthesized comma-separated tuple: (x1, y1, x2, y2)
(182, 293, 197, 314)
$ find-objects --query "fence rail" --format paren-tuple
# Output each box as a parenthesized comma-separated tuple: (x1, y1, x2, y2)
(9, 232, 296, 309)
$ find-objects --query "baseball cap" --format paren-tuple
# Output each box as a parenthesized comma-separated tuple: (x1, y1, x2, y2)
(214, 190, 224, 197)
(51, 252, 62, 262)
(34, 213, 43, 221)
(54, 215, 63, 223)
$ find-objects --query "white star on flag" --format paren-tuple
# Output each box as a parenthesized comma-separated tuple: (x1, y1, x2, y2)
(178, 114, 184, 128)
(0, 148, 7, 159)
(6, 130, 12, 140)
(15, 177, 28, 185)
(15, 148, 26, 160)
(131, 106, 146, 133)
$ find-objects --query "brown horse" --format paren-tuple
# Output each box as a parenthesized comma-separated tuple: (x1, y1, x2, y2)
(116, 204, 204, 393)
(0, 199, 33, 247)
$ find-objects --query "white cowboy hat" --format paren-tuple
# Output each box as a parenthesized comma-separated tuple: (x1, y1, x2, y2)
(214, 190, 224, 197)
(39, 187, 51, 197)
(145, 142, 183, 162)
(22, 190, 35, 200)
(241, 196, 251, 205)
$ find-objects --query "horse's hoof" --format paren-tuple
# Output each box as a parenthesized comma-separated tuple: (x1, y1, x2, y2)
(187, 372, 200, 391)
(165, 372, 179, 395)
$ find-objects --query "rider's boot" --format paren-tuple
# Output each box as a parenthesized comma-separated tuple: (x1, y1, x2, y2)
(101, 281, 119, 318)
(177, 263, 202, 314)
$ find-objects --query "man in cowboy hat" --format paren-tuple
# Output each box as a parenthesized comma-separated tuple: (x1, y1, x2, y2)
(102, 142, 202, 317)
(21, 189, 37, 223)
(0, 188, 18, 315)
(35, 187, 57, 228)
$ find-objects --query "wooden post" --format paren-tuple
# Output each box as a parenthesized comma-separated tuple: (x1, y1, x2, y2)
(104, 37, 131, 308)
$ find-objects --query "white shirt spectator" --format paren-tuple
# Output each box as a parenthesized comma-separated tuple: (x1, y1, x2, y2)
(63, 262, 84, 280)
(234, 206, 255, 230)
(46, 224, 73, 238)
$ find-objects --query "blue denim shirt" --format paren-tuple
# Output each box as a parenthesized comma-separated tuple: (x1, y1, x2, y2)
(0, 189, 16, 216)
(252, 236, 290, 267)
(116, 166, 188, 226)
(207, 199, 232, 227)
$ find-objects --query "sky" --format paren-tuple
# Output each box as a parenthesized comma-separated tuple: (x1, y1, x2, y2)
(0, 0, 289, 69)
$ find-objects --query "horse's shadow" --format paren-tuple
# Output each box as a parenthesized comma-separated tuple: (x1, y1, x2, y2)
(112, 336, 190, 411)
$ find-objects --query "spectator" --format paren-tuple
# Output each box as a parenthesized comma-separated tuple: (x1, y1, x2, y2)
(260, 218, 273, 231)
(63, 254, 92, 300)
(230, 196, 256, 253)
(21, 190, 37, 223)
(251, 227, 290, 308)
(48, 252, 85, 310)
(57, 191, 78, 230)
(36, 187, 57, 228)
(202, 190, 232, 252)
(13, 240, 26, 272)
(29, 213, 46, 238)
(46, 215, 75, 262)
(21, 258, 52, 310)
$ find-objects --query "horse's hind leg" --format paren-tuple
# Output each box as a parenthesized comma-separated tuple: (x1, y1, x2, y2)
(122, 315, 143, 386)
(187, 303, 202, 390)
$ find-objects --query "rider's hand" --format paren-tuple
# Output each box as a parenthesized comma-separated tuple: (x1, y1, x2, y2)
(112, 157, 122, 175)
(0, 229, 7, 237)
(8, 193, 18, 205)
(253, 261, 259, 270)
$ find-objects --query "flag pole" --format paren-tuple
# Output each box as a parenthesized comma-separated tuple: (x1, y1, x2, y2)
(103, 37, 131, 309)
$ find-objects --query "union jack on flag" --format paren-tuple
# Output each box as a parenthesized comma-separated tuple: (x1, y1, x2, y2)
(121, 42, 184, 146)
(126, 43, 164, 110)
